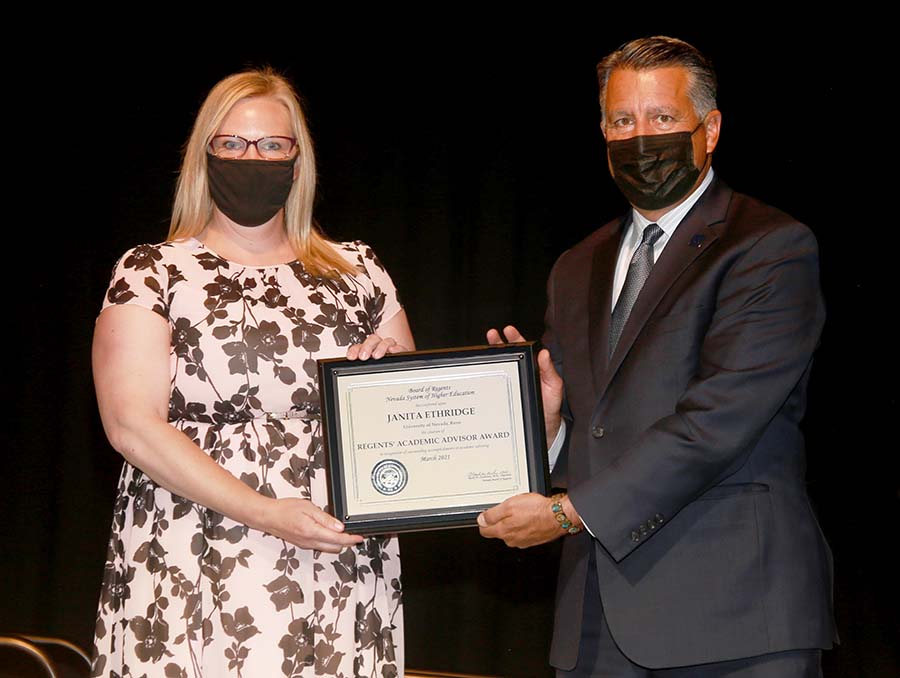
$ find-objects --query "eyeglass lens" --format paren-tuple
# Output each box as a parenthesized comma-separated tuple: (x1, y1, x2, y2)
(209, 136, 296, 159)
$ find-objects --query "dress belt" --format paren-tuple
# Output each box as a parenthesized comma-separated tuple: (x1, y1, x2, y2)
(264, 410, 319, 421)
(171, 411, 320, 424)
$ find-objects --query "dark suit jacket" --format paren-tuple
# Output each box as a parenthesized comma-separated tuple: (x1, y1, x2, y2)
(545, 177, 837, 670)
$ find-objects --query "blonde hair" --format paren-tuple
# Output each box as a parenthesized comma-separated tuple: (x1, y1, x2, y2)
(168, 67, 354, 277)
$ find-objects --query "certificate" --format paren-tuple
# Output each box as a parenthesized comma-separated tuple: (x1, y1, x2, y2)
(318, 343, 549, 534)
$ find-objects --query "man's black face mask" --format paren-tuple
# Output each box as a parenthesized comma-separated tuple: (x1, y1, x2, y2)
(606, 121, 705, 211)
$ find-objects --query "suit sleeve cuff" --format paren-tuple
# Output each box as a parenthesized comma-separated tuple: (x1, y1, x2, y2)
(566, 491, 597, 538)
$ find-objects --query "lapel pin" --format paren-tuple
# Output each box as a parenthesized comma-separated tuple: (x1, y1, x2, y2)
(689, 234, 705, 248)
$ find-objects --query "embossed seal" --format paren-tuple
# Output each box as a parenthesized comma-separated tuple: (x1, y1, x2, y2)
(371, 459, 408, 496)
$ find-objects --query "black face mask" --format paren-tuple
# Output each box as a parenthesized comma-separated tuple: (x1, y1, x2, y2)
(606, 121, 705, 211)
(206, 153, 295, 227)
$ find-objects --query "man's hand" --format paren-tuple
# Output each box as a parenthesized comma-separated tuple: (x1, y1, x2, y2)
(486, 325, 564, 441)
(477, 492, 580, 548)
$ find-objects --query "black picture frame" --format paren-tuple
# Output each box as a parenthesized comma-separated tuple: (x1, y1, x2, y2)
(318, 343, 549, 535)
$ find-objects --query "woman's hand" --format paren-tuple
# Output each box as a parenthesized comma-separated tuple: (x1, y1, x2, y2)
(346, 334, 409, 360)
(260, 498, 364, 553)
(346, 309, 415, 360)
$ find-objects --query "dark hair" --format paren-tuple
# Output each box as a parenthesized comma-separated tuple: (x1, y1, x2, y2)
(597, 36, 717, 121)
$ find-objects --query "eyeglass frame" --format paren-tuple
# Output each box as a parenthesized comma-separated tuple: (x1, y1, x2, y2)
(208, 134, 299, 160)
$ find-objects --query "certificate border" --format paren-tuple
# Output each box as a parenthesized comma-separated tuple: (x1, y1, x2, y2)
(318, 343, 549, 534)
(344, 368, 524, 507)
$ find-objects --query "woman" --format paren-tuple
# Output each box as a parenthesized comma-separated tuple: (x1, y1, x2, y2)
(92, 68, 413, 677)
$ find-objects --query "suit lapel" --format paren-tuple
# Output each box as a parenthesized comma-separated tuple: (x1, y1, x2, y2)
(588, 216, 628, 395)
(597, 179, 733, 400)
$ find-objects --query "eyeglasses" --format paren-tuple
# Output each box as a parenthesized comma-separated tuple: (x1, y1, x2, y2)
(209, 135, 298, 160)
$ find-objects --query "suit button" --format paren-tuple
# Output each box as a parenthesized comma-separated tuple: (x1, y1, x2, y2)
(630, 530, 640, 542)
(591, 425, 605, 439)
(654, 513, 665, 525)
(639, 524, 648, 537)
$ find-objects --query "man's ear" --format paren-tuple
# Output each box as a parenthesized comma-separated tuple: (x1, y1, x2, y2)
(599, 101, 609, 142)
(704, 110, 722, 154)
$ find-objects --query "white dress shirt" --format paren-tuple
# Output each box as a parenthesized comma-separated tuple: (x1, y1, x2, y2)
(611, 168, 715, 308)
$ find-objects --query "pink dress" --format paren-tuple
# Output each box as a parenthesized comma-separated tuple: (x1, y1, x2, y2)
(91, 238, 403, 678)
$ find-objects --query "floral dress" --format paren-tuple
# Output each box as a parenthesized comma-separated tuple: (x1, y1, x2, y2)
(91, 238, 403, 678)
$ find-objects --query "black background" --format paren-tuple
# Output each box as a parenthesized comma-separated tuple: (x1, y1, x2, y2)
(3, 19, 897, 678)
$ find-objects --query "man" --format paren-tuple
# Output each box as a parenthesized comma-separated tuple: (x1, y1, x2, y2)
(478, 36, 836, 676)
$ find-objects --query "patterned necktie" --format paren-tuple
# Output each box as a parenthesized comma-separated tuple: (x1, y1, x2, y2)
(609, 223, 665, 357)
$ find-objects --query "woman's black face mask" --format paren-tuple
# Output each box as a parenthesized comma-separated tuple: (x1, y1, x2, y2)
(206, 153, 296, 227)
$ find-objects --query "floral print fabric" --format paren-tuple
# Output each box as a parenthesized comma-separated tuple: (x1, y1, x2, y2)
(92, 238, 403, 678)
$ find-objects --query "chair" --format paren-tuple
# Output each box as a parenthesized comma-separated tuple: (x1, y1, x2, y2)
(0, 635, 91, 678)
(407, 671, 501, 678)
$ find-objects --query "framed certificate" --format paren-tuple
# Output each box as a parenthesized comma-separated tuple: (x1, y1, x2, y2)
(318, 343, 549, 534)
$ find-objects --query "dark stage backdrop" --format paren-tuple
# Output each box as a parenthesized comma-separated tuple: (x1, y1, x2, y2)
(3, 22, 896, 678)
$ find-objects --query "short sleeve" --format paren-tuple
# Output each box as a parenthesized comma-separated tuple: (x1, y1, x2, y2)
(101, 243, 172, 319)
(346, 240, 403, 330)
